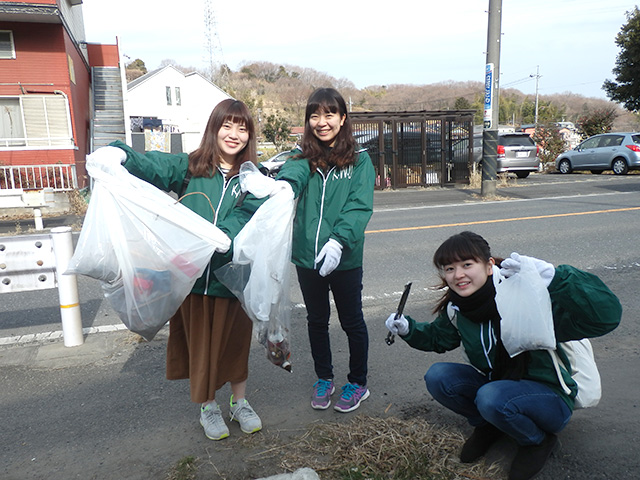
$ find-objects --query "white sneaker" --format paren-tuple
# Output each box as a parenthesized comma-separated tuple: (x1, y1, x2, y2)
(200, 402, 229, 440)
(229, 396, 262, 434)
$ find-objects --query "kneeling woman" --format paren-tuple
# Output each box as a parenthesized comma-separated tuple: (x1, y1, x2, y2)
(385, 231, 621, 480)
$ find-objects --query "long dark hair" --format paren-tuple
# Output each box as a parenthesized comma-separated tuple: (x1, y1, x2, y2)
(432, 231, 503, 313)
(188, 99, 257, 177)
(297, 87, 357, 172)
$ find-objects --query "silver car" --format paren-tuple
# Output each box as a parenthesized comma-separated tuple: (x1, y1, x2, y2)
(555, 132, 640, 175)
(469, 132, 540, 178)
(497, 133, 540, 178)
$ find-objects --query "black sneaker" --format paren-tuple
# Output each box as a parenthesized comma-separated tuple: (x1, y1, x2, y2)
(508, 433, 558, 480)
(460, 423, 504, 463)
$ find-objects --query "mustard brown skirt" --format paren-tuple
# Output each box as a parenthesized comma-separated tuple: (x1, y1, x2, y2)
(166, 293, 253, 404)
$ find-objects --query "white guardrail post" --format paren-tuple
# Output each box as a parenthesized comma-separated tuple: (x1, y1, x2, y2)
(50, 227, 83, 346)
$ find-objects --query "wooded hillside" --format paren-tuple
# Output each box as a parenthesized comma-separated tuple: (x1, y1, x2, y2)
(129, 59, 640, 133)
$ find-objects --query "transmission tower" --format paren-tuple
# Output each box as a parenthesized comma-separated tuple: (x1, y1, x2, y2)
(203, 0, 226, 83)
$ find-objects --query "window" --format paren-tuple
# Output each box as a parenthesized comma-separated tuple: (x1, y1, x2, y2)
(0, 30, 16, 59)
(599, 135, 624, 147)
(166, 86, 172, 105)
(175, 87, 181, 106)
(581, 137, 600, 150)
(0, 95, 73, 148)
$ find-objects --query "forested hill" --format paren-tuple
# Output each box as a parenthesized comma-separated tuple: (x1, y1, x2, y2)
(127, 59, 639, 132)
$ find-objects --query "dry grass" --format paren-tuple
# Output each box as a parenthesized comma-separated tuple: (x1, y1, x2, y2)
(67, 188, 89, 215)
(467, 171, 513, 191)
(247, 415, 504, 480)
(167, 456, 198, 480)
(468, 170, 482, 189)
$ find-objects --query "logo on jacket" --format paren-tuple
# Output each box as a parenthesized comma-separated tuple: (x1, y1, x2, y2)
(332, 165, 353, 180)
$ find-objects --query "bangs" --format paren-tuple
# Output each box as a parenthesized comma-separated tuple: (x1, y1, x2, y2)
(224, 103, 252, 128)
(433, 232, 491, 268)
(306, 89, 342, 119)
(310, 100, 340, 115)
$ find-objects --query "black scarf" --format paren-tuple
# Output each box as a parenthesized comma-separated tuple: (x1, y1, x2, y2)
(449, 275, 528, 381)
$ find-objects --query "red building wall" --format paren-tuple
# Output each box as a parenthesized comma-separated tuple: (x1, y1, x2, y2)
(64, 28, 92, 187)
(6, 0, 58, 4)
(0, 20, 93, 187)
(87, 43, 120, 68)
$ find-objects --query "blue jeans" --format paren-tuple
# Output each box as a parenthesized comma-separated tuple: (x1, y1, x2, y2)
(425, 362, 572, 446)
(296, 266, 368, 386)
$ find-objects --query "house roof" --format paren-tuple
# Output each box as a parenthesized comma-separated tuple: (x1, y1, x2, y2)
(127, 65, 230, 98)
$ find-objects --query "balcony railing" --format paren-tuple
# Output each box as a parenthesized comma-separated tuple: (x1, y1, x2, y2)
(0, 164, 77, 191)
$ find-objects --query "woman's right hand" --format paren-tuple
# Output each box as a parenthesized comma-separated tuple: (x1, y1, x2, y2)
(385, 313, 409, 336)
(86, 146, 127, 168)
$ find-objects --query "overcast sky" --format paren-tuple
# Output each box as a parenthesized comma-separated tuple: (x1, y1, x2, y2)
(82, 0, 634, 100)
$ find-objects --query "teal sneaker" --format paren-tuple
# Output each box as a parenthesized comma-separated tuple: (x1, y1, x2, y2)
(200, 402, 229, 440)
(334, 383, 370, 413)
(311, 379, 335, 410)
(229, 396, 262, 434)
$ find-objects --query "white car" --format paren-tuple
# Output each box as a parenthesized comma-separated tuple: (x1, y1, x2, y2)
(258, 151, 292, 177)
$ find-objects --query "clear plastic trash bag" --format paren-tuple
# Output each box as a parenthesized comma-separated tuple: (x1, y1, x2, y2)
(215, 162, 295, 371)
(496, 255, 557, 357)
(66, 155, 230, 341)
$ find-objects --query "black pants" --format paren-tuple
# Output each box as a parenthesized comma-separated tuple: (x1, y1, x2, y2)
(296, 266, 369, 386)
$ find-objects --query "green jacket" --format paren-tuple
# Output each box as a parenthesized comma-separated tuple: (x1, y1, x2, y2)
(110, 141, 264, 298)
(275, 148, 375, 270)
(400, 265, 622, 410)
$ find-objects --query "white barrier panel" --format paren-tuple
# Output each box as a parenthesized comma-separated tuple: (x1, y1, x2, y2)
(0, 233, 56, 292)
(0, 227, 83, 346)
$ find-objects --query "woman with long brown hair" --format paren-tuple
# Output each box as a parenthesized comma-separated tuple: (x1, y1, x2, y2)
(93, 99, 265, 440)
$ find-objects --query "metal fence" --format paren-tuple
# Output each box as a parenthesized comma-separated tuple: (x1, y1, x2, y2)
(351, 110, 475, 189)
(0, 164, 78, 191)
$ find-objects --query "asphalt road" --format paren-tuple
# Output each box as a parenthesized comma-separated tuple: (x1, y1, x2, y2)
(1, 172, 639, 479)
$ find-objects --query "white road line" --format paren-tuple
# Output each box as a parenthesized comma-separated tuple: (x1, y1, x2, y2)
(373, 191, 634, 213)
(1, 294, 425, 347)
(0, 323, 129, 347)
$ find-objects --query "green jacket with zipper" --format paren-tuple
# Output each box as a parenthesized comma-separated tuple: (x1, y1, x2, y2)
(399, 264, 622, 410)
(275, 147, 375, 270)
(110, 140, 265, 298)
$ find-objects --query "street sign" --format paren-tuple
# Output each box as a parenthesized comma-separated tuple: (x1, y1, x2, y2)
(484, 63, 494, 128)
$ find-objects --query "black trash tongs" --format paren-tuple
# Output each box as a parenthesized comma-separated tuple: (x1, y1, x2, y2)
(385, 282, 412, 345)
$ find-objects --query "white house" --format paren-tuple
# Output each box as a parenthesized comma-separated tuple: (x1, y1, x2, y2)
(126, 65, 232, 153)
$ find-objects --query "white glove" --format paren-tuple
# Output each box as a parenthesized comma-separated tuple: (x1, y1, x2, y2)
(240, 169, 293, 198)
(87, 146, 127, 168)
(315, 238, 342, 277)
(240, 169, 275, 198)
(500, 252, 555, 287)
(385, 313, 409, 336)
(214, 233, 231, 254)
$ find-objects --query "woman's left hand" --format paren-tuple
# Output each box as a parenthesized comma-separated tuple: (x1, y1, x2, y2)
(315, 239, 342, 276)
(500, 252, 555, 287)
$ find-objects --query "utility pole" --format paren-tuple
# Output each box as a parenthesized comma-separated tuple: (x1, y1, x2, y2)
(531, 65, 541, 131)
(481, 0, 503, 197)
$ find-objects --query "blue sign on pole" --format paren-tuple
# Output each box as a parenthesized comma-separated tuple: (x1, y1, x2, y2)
(484, 63, 494, 128)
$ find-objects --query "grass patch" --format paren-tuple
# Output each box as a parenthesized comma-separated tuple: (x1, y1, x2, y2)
(67, 188, 90, 216)
(467, 170, 513, 191)
(249, 415, 503, 480)
(168, 455, 198, 480)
